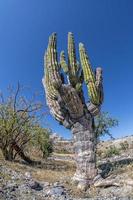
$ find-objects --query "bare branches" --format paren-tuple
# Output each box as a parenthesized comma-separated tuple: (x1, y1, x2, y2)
(13, 82, 20, 112)
(0, 83, 46, 162)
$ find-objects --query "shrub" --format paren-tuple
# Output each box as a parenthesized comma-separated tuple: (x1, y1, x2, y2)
(56, 148, 71, 154)
(105, 146, 120, 158)
(120, 141, 129, 150)
(95, 112, 118, 139)
(31, 127, 53, 158)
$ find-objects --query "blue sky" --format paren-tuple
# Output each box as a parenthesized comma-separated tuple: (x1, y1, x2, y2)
(0, 0, 133, 139)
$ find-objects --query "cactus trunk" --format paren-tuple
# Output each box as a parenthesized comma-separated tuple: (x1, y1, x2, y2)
(71, 114, 97, 189)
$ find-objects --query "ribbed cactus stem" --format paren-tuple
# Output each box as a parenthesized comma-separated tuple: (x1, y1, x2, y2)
(44, 52, 58, 99)
(67, 32, 80, 87)
(42, 77, 64, 123)
(79, 43, 99, 105)
(45, 70, 58, 99)
(47, 33, 62, 89)
(68, 32, 77, 75)
(95, 67, 104, 104)
(60, 51, 68, 73)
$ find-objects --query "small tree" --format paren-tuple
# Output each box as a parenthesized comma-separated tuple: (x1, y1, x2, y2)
(0, 83, 43, 162)
(95, 112, 119, 139)
(31, 126, 53, 158)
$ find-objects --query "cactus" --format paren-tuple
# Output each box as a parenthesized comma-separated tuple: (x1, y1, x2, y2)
(42, 33, 104, 189)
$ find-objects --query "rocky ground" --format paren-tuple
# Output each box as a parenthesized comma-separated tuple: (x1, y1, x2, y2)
(0, 163, 71, 200)
(1, 136, 133, 200)
(1, 158, 133, 200)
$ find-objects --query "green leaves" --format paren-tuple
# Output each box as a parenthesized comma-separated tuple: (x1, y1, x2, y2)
(0, 84, 43, 161)
(95, 112, 119, 139)
(31, 126, 53, 158)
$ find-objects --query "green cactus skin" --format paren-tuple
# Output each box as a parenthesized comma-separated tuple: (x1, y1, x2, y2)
(43, 32, 104, 124)
(79, 43, 101, 105)
(42, 33, 104, 189)
(60, 51, 68, 73)
(68, 32, 78, 75)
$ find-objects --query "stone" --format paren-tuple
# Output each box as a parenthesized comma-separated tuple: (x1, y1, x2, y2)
(53, 182, 61, 187)
(43, 182, 50, 187)
(29, 181, 43, 191)
(47, 186, 65, 196)
(25, 172, 32, 179)
(125, 179, 133, 186)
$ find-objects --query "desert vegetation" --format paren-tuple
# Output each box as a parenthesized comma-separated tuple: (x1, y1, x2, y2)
(0, 83, 53, 163)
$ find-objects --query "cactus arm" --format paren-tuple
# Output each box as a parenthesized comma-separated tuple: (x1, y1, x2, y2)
(79, 43, 99, 105)
(44, 51, 59, 100)
(42, 70, 64, 122)
(67, 32, 79, 86)
(60, 51, 68, 73)
(46, 33, 62, 89)
(68, 32, 77, 75)
(95, 67, 104, 105)
(42, 73, 65, 123)
(43, 33, 65, 123)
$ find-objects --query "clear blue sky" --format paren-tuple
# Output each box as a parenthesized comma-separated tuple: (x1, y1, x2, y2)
(0, 0, 133, 139)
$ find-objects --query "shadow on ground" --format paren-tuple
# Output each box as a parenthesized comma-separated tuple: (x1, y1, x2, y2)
(99, 157, 133, 178)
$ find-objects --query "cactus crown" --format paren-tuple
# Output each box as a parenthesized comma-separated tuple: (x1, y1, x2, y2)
(42, 33, 104, 126)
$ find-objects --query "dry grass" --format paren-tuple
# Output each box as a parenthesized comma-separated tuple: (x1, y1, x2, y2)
(32, 168, 74, 183)
(0, 151, 84, 198)
(53, 152, 74, 157)
(0, 150, 4, 160)
(0, 149, 75, 183)
(1, 149, 133, 199)
(112, 163, 133, 178)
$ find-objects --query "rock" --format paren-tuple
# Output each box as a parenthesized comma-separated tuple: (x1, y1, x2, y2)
(43, 182, 50, 187)
(0, 187, 3, 193)
(25, 172, 32, 179)
(94, 179, 120, 188)
(124, 179, 133, 186)
(93, 174, 102, 182)
(46, 186, 65, 196)
(1, 159, 133, 200)
(29, 181, 43, 191)
(53, 181, 62, 187)
(77, 183, 88, 191)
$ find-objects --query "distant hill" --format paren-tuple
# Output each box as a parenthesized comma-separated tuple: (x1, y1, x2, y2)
(51, 134, 133, 156)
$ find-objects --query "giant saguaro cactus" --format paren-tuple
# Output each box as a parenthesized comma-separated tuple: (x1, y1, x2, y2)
(42, 33, 104, 189)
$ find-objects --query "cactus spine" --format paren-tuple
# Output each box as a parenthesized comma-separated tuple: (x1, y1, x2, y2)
(42, 33, 104, 189)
